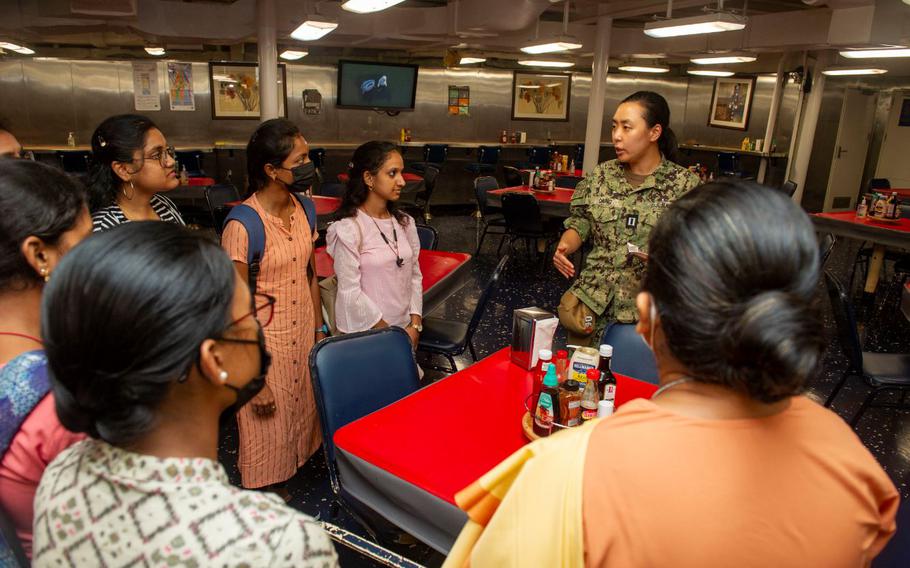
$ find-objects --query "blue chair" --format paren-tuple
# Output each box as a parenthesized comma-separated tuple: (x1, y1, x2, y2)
(556, 175, 583, 189)
(600, 322, 659, 385)
(502, 166, 523, 188)
(410, 144, 448, 174)
(418, 255, 509, 373)
(474, 176, 507, 255)
(56, 151, 90, 174)
(309, 328, 421, 536)
(518, 146, 551, 170)
(204, 184, 241, 233)
(175, 150, 205, 177)
(869, 178, 891, 192)
(573, 143, 584, 167)
(717, 152, 744, 178)
(415, 224, 438, 250)
(464, 145, 501, 175)
(308, 147, 327, 170)
(316, 181, 345, 198)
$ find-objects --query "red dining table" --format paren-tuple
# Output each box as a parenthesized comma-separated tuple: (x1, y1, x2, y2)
(485, 185, 574, 218)
(314, 247, 472, 315)
(332, 347, 658, 553)
(812, 212, 910, 294)
(520, 168, 583, 178)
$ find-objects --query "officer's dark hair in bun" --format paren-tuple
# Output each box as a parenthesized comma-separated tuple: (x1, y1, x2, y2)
(642, 179, 824, 403)
(41, 222, 236, 446)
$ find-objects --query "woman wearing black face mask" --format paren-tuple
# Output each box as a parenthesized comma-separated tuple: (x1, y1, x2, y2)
(221, 118, 325, 493)
(34, 222, 338, 566)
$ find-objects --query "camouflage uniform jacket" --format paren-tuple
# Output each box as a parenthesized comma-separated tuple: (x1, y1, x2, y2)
(563, 159, 699, 322)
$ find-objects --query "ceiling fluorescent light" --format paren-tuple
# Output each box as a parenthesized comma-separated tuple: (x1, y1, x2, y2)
(618, 64, 669, 73)
(688, 69, 734, 77)
(459, 57, 486, 64)
(518, 59, 574, 68)
(521, 37, 583, 55)
(0, 42, 35, 55)
(839, 48, 910, 59)
(280, 50, 308, 61)
(822, 67, 888, 76)
(290, 19, 338, 41)
(144, 46, 166, 56)
(341, 0, 405, 14)
(644, 12, 746, 38)
(14, 47, 35, 55)
(691, 54, 756, 64)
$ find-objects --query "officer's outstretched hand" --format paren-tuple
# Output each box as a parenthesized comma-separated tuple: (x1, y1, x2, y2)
(553, 242, 575, 279)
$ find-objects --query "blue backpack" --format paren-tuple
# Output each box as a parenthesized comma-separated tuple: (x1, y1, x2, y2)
(222, 193, 317, 293)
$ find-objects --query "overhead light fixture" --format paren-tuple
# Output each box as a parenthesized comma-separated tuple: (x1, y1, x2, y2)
(459, 57, 486, 64)
(690, 54, 756, 64)
(290, 18, 338, 41)
(521, 38, 583, 55)
(518, 59, 574, 68)
(644, 12, 746, 38)
(144, 46, 166, 56)
(618, 64, 670, 73)
(280, 50, 308, 61)
(688, 69, 734, 77)
(341, 0, 405, 14)
(839, 48, 910, 59)
(0, 42, 35, 55)
(822, 67, 888, 76)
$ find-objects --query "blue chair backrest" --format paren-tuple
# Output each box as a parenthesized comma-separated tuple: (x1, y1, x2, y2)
(466, 255, 509, 341)
(574, 143, 584, 164)
(474, 175, 499, 213)
(423, 144, 448, 164)
(175, 150, 204, 177)
(317, 182, 346, 198)
(308, 147, 327, 170)
(502, 166, 523, 187)
(57, 151, 90, 173)
(527, 146, 550, 166)
(869, 178, 891, 191)
(501, 192, 544, 234)
(415, 224, 438, 250)
(823, 270, 864, 375)
(717, 152, 739, 173)
(601, 323, 659, 384)
(309, 328, 420, 478)
(479, 146, 501, 165)
(556, 175, 582, 189)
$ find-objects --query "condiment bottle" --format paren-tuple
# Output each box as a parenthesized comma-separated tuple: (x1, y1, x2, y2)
(597, 399, 614, 418)
(598, 344, 617, 402)
(532, 349, 553, 411)
(581, 369, 600, 422)
(570, 346, 599, 383)
(533, 366, 560, 437)
(559, 379, 582, 427)
(856, 194, 868, 218)
(555, 349, 569, 384)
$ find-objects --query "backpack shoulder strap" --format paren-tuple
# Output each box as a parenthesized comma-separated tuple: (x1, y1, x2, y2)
(292, 193, 317, 235)
(223, 204, 266, 293)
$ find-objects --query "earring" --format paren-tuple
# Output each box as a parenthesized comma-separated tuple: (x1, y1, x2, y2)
(219, 370, 229, 383)
(123, 180, 135, 200)
(39, 267, 49, 283)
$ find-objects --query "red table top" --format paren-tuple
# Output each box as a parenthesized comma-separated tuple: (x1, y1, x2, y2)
(520, 168, 583, 177)
(334, 347, 658, 505)
(337, 172, 423, 183)
(489, 185, 574, 204)
(187, 176, 217, 186)
(314, 248, 470, 292)
(313, 195, 341, 216)
(813, 211, 910, 233)
(883, 188, 910, 199)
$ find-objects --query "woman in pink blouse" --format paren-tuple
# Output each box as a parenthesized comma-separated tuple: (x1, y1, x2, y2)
(327, 141, 423, 346)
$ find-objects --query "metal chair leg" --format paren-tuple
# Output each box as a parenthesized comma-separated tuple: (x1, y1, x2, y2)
(849, 386, 886, 427)
(475, 224, 489, 255)
(468, 340, 478, 361)
(446, 354, 458, 373)
(824, 371, 852, 407)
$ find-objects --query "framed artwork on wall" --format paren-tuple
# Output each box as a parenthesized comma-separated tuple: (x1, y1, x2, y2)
(708, 76, 755, 130)
(209, 62, 287, 119)
(511, 72, 571, 121)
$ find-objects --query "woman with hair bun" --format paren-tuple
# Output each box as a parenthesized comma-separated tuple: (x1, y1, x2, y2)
(447, 180, 898, 567)
(554, 91, 699, 346)
(87, 114, 184, 232)
(33, 222, 337, 566)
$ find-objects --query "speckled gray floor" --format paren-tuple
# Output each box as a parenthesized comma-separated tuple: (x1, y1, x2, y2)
(218, 208, 910, 567)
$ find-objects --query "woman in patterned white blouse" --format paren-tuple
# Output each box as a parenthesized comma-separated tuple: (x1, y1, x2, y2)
(87, 114, 185, 232)
(33, 222, 337, 567)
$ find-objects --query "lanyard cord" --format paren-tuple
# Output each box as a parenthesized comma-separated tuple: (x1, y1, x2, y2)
(364, 212, 404, 268)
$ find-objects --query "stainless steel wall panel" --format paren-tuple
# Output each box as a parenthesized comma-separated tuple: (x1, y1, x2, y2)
(72, 61, 132, 145)
(21, 60, 77, 146)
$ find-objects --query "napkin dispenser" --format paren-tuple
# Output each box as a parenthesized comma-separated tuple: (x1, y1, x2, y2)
(511, 307, 558, 370)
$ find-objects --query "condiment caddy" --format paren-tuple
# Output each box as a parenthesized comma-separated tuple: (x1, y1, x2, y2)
(856, 191, 902, 223)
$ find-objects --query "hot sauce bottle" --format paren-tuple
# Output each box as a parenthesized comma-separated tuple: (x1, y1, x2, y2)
(533, 366, 560, 437)
(581, 369, 600, 422)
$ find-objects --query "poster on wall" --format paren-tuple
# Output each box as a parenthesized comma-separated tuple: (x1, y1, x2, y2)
(167, 62, 195, 111)
(448, 85, 470, 115)
(708, 76, 755, 130)
(303, 89, 322, 115)
(209, 62, 287, 119)
(131, 62, 160, 111)
(511, 72, 570, 122)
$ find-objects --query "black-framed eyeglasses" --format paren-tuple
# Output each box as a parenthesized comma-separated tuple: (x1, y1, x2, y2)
(145, 145, 176, 168)
(228, 293, 276, 329)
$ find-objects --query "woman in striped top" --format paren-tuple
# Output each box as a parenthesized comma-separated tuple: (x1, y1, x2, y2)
(87, 114, 185, 232)
(221, 119, 325, 492)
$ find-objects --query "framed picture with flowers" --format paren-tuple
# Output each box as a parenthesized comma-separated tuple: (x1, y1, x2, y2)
(511, 72, 571, 122)
(708, 76, 755, 130)
(209, 62, 287, 119)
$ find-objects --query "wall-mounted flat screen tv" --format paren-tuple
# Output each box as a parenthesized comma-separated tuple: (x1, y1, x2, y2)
(336, 60, 418, 111)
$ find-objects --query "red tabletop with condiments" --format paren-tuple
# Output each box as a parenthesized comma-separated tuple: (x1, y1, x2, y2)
(337, 172, 423, 183)
(485, 185, 574, 217)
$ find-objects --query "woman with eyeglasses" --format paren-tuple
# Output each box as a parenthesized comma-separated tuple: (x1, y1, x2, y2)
(33, 222, 337, 566)
(221, 118, 324, 494)
(87, 114, 185, 232)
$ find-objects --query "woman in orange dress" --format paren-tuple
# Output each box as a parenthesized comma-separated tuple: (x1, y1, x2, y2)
(221, 119, 325, 491)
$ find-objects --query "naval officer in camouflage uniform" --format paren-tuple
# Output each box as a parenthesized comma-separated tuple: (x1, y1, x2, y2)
(554, 91, 699, 345)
